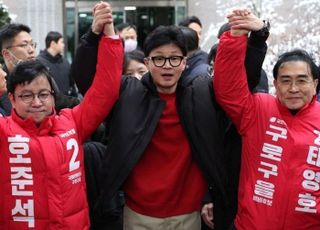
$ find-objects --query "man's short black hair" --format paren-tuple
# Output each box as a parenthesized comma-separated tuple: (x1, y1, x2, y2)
(217, 23, 230, 39)
(8, 59, 55, 95)
(45, 31, 62, 49)
(179, 26, 198, 53)
(273, 49, 319, 81)
(123, 49, 145, 73)
(115, 23, 137, 34)
(208, 43, 218, 64)
(178, 16, 202, 28)
(0, 23, 31, 50)
(143, 25, 187, 57)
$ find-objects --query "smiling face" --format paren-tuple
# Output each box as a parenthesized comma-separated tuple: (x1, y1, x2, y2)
(9, 75, 55, 125)
(144, 43, 186, 94)
(274, 60, 318, 110)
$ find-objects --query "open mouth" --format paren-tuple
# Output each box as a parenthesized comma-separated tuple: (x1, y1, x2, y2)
(161, 73, 174, 80)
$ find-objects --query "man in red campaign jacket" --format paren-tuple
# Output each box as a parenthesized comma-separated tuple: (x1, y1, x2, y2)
(0, 3, 123, 229)
(214, 9, 320, 230)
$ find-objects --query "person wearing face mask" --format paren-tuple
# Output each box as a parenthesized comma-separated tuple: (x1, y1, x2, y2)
(0, 24, 36, 73)
(0, 24, 36, 115)
(70, 8, 141, 95)
(115, 23, 138, 53)
(0, 23, 80, 115)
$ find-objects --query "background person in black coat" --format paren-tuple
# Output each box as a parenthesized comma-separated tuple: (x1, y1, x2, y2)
(38, 31, 78, 97)
(180, 26, 211, 79)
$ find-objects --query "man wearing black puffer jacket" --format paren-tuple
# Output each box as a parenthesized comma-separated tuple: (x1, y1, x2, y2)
(71, 2, 269, 229)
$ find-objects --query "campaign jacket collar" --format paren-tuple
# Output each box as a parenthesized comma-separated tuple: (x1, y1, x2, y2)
(11, 108, 56, 136)
(276, 95, 318, 117)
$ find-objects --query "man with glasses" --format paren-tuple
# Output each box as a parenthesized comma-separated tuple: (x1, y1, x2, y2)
(0, 23, 79, 115)
(96, 25, 206, 229)
(0, 24, 36, 115)
(0, 24, 36, 74)
(0, 6, 123, 228)
(146, 55, 184, 67)
(214, 9, 320, 229)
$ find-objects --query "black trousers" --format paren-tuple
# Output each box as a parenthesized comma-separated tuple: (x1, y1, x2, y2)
(201, 221, 236, 230)
(229, 223, 237, 230)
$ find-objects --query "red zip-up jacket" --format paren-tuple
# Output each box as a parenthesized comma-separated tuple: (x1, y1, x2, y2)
(214, 32, 320, 230)
(0, 36, 123, 230)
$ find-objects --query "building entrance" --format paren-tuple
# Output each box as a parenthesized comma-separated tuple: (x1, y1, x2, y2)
(65, 0, 186, 59)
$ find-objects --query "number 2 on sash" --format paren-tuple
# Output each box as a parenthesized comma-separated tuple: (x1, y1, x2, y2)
(67, 138, 80, 172)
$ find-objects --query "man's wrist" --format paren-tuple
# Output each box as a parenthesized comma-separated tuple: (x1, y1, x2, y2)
(82, 28, 102, 45)
(250, 19, 270, 43)
(248, 20, 270, 47)
(256, 19, 270, 34)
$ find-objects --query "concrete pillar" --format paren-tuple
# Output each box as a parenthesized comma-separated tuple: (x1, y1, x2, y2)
(2, 0, 63, 53)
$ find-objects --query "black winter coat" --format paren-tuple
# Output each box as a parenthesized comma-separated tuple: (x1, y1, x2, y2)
(182, 49, 211, 79)
(38, 50, 74, 96)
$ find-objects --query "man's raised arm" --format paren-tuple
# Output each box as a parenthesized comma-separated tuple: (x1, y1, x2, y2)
(213, 9, 259, 130)
(71, 2, 114, 95)
(72, 2, 123, 141)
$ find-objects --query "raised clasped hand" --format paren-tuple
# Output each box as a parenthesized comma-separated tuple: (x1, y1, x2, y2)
(227, 9, 264, 36)
(92, 1, 114, 36)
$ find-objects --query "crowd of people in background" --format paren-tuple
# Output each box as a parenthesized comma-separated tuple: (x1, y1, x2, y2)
(0, 1, 319, 230)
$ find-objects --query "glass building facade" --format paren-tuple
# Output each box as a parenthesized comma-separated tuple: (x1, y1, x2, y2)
(65, 0, 186, 58)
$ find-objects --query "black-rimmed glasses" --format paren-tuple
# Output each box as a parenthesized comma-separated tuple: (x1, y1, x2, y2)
(6, 42, 37, 50)
(147, 56, 184, 67)
(16, 89, 54, 104)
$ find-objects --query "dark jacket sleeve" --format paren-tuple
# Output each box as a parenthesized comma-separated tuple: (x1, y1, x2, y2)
(0, 95, 11, 116)
(84, 142, 124, 227)
(245, 29, 269, 91)
(70, 29, 101, 95)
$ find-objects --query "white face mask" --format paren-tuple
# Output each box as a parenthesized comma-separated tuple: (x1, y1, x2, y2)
(7, 49, 23, 66)
(124, 39, 138, 52)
